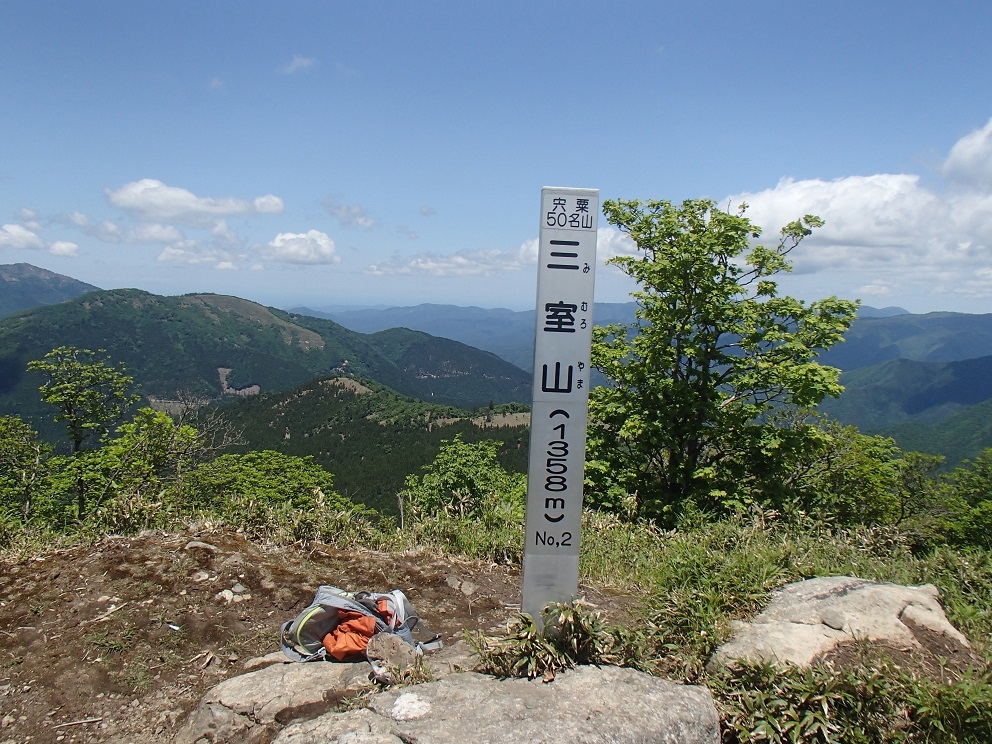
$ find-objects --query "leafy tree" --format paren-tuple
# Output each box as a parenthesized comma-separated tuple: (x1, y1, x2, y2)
(45, 408, 202, 526)
(787, 422, 902, 524)
(941, 449, 992, 548)
(400, 436, 525, 525)
(28, 346, 139, 454)
(0, 416, 48, 521)
(587, 199, 858, 524)
(27, 347, 139, 518)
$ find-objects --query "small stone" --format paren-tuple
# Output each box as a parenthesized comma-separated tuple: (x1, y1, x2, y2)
(215, 589, 235, 604)
(190, 571, 210, 583)
(822, 609, 846, 631)
(231, 583, 248, 594)
(1, 714, 15, 728)
(184, 540, 219, 553)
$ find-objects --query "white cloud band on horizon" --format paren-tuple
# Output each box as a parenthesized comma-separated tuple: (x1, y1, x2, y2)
(365, 226, 635, 277)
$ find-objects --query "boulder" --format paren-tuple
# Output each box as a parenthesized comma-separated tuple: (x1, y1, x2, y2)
(178, 642, 477, 744)
(175, 660, 372, 744)
(708, 576, 971, 670)
(274, 666, 720, 744)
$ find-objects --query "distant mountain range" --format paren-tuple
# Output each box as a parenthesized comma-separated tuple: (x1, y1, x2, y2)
(294, 302, 638, 371)
(0, 263, 100, 316)
(820, 355, 992, 430)
(302, 302, 992, 375)
(0, 287, 530, 442)
(3, 262, 991, 466)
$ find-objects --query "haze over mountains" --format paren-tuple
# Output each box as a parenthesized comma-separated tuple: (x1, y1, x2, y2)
(1, 262, 991, 466)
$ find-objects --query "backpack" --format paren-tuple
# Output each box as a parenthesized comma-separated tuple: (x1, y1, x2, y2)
(279, 585, 442, 662)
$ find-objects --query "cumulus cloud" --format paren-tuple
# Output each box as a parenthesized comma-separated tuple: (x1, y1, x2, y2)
(48, 241, 79, 256)
(283, 54, 315, 74)
(322, 198, 376, 229)
(253, 194, 284, 214)
(107, 179, 282, 227)
(419, 205, 436, 217)
(943, 118, 992, 191)
(597, 226, 638, 261)
(260, 230, 341, 264)
(724, 123, 992, 301)
(0, 224, 44, 250)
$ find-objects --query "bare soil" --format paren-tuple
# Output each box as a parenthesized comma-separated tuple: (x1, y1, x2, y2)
(0, 528, 607, 744)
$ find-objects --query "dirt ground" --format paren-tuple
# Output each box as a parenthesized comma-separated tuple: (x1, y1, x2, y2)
(0, 528, 613, 744)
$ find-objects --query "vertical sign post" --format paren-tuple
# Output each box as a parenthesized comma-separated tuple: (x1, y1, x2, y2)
(521, 186, 598, 621)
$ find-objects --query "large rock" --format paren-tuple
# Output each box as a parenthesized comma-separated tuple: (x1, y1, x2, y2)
(175, 660, 373, 744)
(709, 576, 971, 670)
(178, 642, 477, 744)
(274, 666, 720, 744)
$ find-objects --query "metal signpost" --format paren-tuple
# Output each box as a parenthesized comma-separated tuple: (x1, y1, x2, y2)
(521, 186, 598, 621)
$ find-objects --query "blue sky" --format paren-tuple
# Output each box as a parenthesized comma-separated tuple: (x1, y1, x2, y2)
(2, 1, 992, 313)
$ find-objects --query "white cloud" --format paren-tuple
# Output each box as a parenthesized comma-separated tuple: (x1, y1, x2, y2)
(210, 219, 239, 245)
(157, 241, 230, 266)
(215, 261, 236, 271)
(322, 198, 376, 229)
(107, 179, 281, 227)
(126, 223, 184, 244)
(48, 241, 79, 256)
(253, 195, 284, 214)
(367, 227, 632, 277)
(367, 240, 536, 277)
(419, 205, 436, 217)
(943, 118, 992, 191)
(398, 226, 418, 240)
(596, 226, 638, 261)
(283, 54, 315, 74)
(855, 279, 893, 297)
(0, 224, 44, 250)
(724, 128, 992, 301)
(261, 230, 341, 264)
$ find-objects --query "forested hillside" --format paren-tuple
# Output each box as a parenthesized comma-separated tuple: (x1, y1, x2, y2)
(0, 289, 530, 441)
(218, 375, 529, 513)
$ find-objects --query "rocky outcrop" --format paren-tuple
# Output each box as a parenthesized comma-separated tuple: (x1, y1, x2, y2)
(178, 642, 719, 744)
(708, 576, 972, 670)
(274, 666, 720, 744)
(175, 659, 372, 744)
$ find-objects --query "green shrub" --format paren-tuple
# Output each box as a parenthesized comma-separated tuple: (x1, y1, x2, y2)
(400, 436, 524, 524)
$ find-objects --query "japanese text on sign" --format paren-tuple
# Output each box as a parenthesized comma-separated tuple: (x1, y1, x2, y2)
(522, 187, 599, 621)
